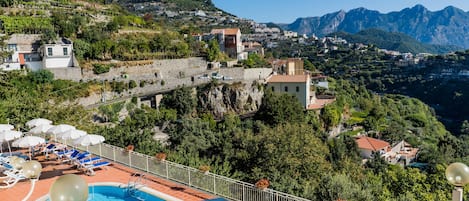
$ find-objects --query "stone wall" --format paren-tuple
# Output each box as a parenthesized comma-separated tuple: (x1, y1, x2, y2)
(243, 68, 272, 81)
(48, 67, 82, 81)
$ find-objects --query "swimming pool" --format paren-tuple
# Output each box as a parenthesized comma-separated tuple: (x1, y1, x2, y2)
(87, 185, 165, 201)
(39, 182, 182, 201)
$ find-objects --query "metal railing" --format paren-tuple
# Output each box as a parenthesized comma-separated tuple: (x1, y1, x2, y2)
(59, 140, 310, 201)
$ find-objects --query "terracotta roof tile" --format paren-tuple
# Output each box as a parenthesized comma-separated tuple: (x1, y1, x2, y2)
(267, 75, 308, 83)
(223, 28, 240, 35)
(355, 136, 390, 151)
(210, 28, 240, 35)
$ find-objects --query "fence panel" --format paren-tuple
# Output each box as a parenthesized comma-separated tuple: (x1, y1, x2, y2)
(59, 139, 310, 201)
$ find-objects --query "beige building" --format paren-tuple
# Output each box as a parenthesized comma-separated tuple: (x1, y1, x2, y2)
(266, 74, 312, 109)
(270, 58, 304, 75)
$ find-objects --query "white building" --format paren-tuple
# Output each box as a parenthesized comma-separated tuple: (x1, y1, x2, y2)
(41, 38, 75, 68)
(1, 34, 42, 71)
(1, 34, 76, 71)
(266, 74, 312, 109)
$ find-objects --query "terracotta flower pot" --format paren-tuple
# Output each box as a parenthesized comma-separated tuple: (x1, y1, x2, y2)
(255, 178, 270, 190)
(155, 153, 167, 161)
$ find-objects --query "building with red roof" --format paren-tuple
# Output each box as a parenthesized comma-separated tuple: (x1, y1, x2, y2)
(355, 136, 390, 159)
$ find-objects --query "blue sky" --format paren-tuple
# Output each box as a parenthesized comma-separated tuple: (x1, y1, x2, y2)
(212, 0, 469, 23)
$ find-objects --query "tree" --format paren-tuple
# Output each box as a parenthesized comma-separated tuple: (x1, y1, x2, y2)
(160, 87, 196, 117)
(28, 70, 54, 84)
(207, 39, 221, 62)
(255, 89, 305, 125)
(460, 120, 469, 135)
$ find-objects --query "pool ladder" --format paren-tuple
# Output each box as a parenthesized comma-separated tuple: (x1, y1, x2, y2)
(127, 172, 147, 199)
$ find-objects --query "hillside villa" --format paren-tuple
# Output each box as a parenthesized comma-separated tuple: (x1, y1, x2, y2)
(0, 34, 77, 71)
(210, 28, 247, 60)
(355, 136, 419, 166)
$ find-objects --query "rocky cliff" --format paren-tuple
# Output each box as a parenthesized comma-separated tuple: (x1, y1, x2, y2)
(197, 82, 264, 119)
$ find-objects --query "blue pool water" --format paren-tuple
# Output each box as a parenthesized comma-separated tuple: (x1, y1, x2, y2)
(87, 186, 166, 201)
(48, 185, 166, 201)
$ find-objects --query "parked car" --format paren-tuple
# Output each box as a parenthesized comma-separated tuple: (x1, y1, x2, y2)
(198, 74, 210, 79)
(223, 76, 233, 80)
(211, 72, 223, 80)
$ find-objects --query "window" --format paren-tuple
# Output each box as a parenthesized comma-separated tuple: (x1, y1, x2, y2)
(284, 86, 288, 92)
(63, 47, 68, 56)
(7, 44, 17, 51)
(47, 48, 53, 56)
(271, 86, 275, 92)
(296, 86, 299, 92)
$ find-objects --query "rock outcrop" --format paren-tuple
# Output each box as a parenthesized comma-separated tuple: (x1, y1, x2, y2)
(197, 82, 264, 119)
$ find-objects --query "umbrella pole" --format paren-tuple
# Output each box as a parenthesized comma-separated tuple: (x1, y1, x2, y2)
(7, 142, 11, 156)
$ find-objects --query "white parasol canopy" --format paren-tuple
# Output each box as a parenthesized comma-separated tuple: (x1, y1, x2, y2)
(26, 118, 52, 129)
(0, 130, 22, 155)
(0, 124, 14, 132)
(12, 136, 45, 160)
(73, 134, 105, 146)
(59, 129, 87, 145)
(29, 124, 54, 135)
(12, 136, 45, 148)
(47, 124, 76, 140)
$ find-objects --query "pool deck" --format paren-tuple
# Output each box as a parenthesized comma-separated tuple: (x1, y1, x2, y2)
(0, 152, 215, 201)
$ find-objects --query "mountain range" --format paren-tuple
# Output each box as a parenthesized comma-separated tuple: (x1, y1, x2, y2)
(279, 5, 469, 49)
(330, 29, 461, 54)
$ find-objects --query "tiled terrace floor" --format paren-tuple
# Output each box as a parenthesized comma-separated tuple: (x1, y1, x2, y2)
(0, 152, 215, 201)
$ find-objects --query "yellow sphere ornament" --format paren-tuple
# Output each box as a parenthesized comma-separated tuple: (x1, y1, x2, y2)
(446, 162, 469, 186)
(22, 160, 42, 179)
(49, 174, 88, 201)
(12, 157, 26, 170)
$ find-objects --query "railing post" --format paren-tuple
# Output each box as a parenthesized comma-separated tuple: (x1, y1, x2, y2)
(213, 175, 216, 195)
(146, 156, 149, 172)
(113, 147, 116, 161)
(242, 183, 245, 201)
(165, 161, 169, 179)
(188, 169, 191, 186)
(129, 152, 132, 167)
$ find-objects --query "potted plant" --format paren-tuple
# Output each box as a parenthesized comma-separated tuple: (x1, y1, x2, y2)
(199, 165, 210, 175)
(126, 145, 134, 152)
(255, 178, 270, 190)
(155, 152, 166, 161)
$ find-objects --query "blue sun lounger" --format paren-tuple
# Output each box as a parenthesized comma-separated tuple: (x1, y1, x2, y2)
(84, 161, 111, 176)
(75, 157, 102, 168)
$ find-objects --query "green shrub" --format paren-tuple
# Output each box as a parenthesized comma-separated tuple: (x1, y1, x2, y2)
(92, 63, 111, 74)
(129, 80, 137, 89)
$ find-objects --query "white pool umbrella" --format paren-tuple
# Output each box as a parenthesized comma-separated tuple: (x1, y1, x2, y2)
(59, 129, 87, 145)
(12, 136, 45, 159)
(0, 130, 22, 156)
(73, 134, 105, 152)
(26, 118, 52, 129)
(0, 124, 14, 132)
(12, 136, 45, 148)
(29, 124, 54, 135)
(47, 124, 76, 140)
(73, 134, 105, 146)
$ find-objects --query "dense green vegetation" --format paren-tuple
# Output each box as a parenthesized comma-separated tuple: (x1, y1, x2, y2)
(331, 29, 462, 54)
(90, 79, 468, 200)
(1, 61, 468, 200)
